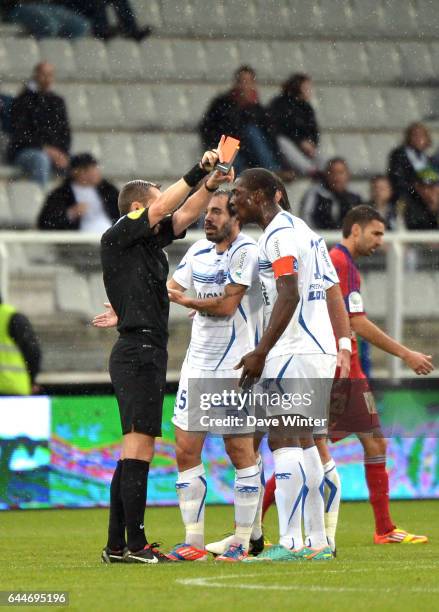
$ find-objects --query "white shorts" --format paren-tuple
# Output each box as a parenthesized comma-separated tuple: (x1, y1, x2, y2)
(172, 356, 250, 433)
(257, 353, 337, 430)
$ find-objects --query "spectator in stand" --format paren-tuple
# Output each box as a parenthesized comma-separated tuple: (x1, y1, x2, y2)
(67, 0, 152, 40)
(368, 175, 397, 230)
(300, 157, 362, 229)
(1, 1, 89, 39)
(38, 153, 119, 232)
(0, 94, 13, 135)
(8, 62, 70, 188)
(403, 169, 439, 230)
(268, 73, 322, 177)
(0, 297, 41, 396)
(388, 122, 433, 200)
(199, 66, 285, 177)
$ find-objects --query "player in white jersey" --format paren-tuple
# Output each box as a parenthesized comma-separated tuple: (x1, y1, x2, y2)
(165, 190, 265, 563)
(230, 169, 351, 562)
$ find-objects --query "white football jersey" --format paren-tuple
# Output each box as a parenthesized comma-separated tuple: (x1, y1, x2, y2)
(173, 232, 262, 370)
(258, 211, 338, 358)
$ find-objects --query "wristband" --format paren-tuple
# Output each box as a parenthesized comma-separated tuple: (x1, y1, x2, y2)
(204, 182, 217, 193)
(339, 337, 352, 352)
(183, 163, 209, 187)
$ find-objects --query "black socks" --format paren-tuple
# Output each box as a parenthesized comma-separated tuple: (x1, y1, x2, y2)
(120, 459, 150, 552)
(107, 459, 125, 551)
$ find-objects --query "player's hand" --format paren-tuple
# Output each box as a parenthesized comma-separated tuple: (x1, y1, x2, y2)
(205, 167, 235, 191)
(67, 203, 88, 220)
(402, 350, 434, 375)
(168, 288, 191, 308)
(92, 302, 118, 328)
(235, 349, 267, 389)
(336, 348, 351, 378)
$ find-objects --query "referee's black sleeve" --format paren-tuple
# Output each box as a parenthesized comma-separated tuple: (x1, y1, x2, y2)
(9, 313, 41, 383)
(154, 215, 186, 248)
(101, 208, 155, 249)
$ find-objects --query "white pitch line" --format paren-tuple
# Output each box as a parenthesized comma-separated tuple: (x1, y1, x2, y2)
(176, 571, 439, 593)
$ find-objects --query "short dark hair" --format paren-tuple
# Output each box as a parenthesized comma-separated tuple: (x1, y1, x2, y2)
(370, 174, 389, 184)
(234, 65, 256, 80)
(282, 73, 311, 98)
(342, 205, 386, 238)
(326, 157, 348, 172)
(239, 168, 278, 201)
(70, 153, 97, 171)
(117, 180, 160, 216)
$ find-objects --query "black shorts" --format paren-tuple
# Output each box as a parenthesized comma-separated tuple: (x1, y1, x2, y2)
(109, 335, 168, 437)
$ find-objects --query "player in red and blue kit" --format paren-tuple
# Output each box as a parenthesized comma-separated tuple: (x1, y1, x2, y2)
(262, 205, 433, 547)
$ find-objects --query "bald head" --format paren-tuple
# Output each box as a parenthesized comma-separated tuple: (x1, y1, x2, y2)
(33, 62, 55, 92)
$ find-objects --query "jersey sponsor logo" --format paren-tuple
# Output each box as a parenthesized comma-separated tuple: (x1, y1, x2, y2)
(127, 208, 145, 220)
(348, 291, 364, 313)
(260, 280, 270, 306)
(272, 237, 281, 259)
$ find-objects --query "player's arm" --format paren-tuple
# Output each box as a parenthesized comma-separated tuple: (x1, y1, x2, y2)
(350, 315, 434, 375)
(169, 282, 246, 316)
(171, 168, 234, 236)
(236, 270, 300, 387)
(326, 284, 351, 378)
(167, 278, 187, 293)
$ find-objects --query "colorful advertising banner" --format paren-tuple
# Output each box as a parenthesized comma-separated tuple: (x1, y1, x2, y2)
(1, 389, 438, 509)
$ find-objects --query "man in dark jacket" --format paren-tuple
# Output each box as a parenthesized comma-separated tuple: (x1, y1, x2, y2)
(269, 73, 322, 176)
(8, 62, 70, 187)
(300, 158, 363, 229)
(404, 169, 439, 230)
(199, 65, 282, 175)
(38, 153, 119, 231)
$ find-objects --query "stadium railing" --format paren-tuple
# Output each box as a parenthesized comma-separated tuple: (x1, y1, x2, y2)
(0, 229, 437, 380)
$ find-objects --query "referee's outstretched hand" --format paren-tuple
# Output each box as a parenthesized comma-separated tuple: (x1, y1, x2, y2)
(92, 302, 118, 328)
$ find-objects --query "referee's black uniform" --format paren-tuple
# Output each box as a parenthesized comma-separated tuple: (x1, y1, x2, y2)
(101, 208, 185, 438)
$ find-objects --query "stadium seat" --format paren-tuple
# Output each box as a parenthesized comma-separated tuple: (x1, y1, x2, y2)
(8, 182, 44, 228)
(0, 38, 39, 80)
(39, 39, 76, 80)
(351, 87, 387, 129)
(330, 42, 370, 83)
(361, 273, 386, 318)
(270, 41, 305, 81)
(171, 40, 208, 81)
(222, 0, 258, 37)
(72, 39, 109, 80)
(404, 272, 438, 317)
(131, 0, 163, 29)
(133, 134, 171, 178)
(365, 134, 400, 174)
(59, 84, 90, 130)
(412, 88, 439, 122)
(152, 85, 191, 130)
(106, 39, 143, 81)
(285, 180, 310, 215)
(300, 41, 337, 82)
(253, 0, 291, 38)
(286, 0, 322, 37)
(331, 134, 370, 176)
(415, 0, 439, 38)
(318, 134, 336, 161)
(398, 42, 435, 84)
(237, 41, 275, 81)
(365, 42, 402, 83)
(160, 0, 194, 35)
(380, 88, 419, 129)
(88, 272, 108, 316)
(259, 85, 279, 106)
(318, 0, 352, 37)
(204, 40, 240, 82)
(6, 243, 29, 271)
(349, 0, 384, 38)
(140, 38, 177, 80)
(317, 87, 356, 129)
(380, 0, 418, 39)
(100, 134, 137, 178)
(167, 134, 200, 176)
(55, 270, 94, 319)
(71, 133, 102, 160)
(86, 85, 123, 129)
(185, 84, 222, 130)
(119, 85, 158, 129)
(0, 184, 12, 226)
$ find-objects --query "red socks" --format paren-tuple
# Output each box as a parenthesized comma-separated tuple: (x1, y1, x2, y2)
(262, 473, 276, 520)
(364, 458, 395, 535)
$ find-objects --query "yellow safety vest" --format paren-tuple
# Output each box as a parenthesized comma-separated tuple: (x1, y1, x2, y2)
(0, 304, 32, 395)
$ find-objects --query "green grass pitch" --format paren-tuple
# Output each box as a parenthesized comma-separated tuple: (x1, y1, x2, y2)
(0, 500, 437, 612)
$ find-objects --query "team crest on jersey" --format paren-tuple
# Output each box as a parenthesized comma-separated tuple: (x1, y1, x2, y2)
(348, 291, 363, 313)
(215, 269, 225, 284)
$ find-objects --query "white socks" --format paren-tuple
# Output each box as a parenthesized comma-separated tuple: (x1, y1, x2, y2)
(323, 459, 341, 552)
(233, 464, 260, 550)
(176, 464, 207, 549)
(303, 445, 327, 549)
(273, 447, 305, 550)
(250, 454, 264, 541)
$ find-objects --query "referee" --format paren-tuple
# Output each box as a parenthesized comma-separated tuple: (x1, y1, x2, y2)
(100, 146, 232, 564)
